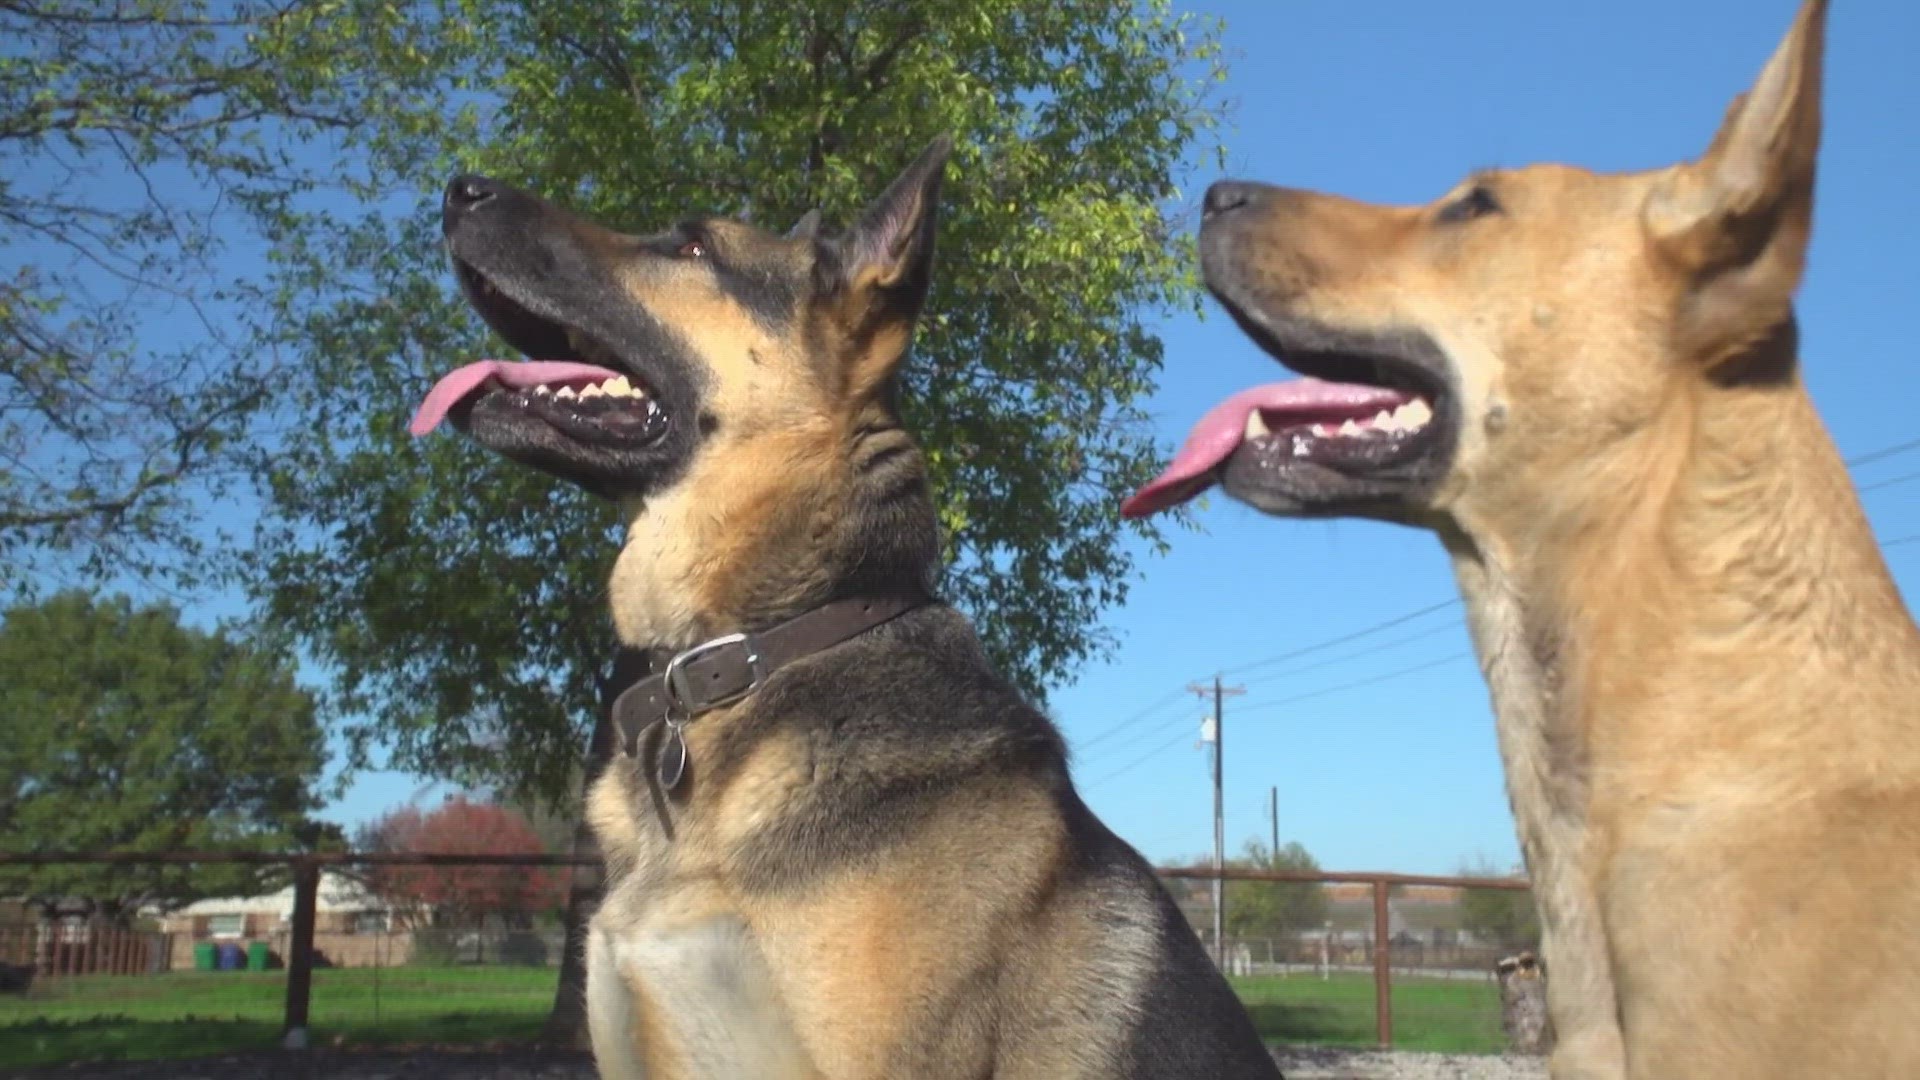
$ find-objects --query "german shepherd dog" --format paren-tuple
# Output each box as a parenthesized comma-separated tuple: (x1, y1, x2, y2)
(410, 140, 1282, 1078)
(1125, 1, 1920, 1077)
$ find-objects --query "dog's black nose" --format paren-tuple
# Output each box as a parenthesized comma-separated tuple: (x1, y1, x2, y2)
(1203, 181, 1257, 218)
(445, 174, 501, 214)
(443, 174, 504, 237)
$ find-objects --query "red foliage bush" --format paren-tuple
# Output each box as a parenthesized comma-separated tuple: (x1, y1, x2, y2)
(357, 795, 565, 925)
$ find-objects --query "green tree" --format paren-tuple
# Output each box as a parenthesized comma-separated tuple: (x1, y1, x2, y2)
(1226, 838, 1330, 937)
(0, 1, 404, 594)
(1172, 839, 1330, 939)
(0, 591, 333, 923)
(1457, 855, 1538, 952)
(238, 0, 1224, 1040)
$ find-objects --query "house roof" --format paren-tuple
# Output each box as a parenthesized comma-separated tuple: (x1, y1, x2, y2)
(163, 871, 392, 918)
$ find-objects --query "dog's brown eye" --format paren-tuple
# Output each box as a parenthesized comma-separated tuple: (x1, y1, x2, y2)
(676, 240, 707, 259)
(1437, 186, 1502, 224)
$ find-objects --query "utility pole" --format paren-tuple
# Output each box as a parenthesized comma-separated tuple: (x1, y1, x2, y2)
(1189, 675, 1245, 963)
(1270, 785, 1280, 861)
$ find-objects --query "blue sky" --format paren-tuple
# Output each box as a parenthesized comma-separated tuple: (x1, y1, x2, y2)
(20, 0, 1919, 874)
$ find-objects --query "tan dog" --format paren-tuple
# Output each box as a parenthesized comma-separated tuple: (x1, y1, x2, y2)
(1125, 1, 1920, 1076)
(412, 140, 1283, 1078)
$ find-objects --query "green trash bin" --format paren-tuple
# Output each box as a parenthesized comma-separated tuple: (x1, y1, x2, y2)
(193, 942, 217, 972)
(246, 941, 270, 972)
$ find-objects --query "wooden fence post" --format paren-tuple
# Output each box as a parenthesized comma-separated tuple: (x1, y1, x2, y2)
(283, 859, 320, 1050)
(1373, 879, 1393, 1048)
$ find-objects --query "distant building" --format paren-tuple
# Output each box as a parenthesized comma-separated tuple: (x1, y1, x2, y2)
(155, 872, 414, 968)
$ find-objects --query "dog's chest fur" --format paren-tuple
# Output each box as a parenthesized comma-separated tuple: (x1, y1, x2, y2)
(574, 609, 1286, 1079)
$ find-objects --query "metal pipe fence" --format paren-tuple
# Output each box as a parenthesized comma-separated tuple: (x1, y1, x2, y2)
(1158, 866, 1538, 1054)
(0, 853, 1540, 1069)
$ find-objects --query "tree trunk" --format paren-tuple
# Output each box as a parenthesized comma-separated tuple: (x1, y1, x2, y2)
(541, 646, 650, 1048)
(1495, 950, 1554, 1055)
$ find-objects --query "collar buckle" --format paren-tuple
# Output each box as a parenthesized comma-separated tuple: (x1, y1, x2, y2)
(662, 632, 764, 718)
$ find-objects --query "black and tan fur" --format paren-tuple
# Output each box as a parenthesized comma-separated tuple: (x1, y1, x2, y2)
(429, 140, 1281, 1078)
(1173, 2, 1920, 1077)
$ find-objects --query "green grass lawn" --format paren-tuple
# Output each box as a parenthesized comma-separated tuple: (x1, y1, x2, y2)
(0, 967, 553, 1069)
(1231, 972, 1507, 1054)
(0, 966, 1507, 1068)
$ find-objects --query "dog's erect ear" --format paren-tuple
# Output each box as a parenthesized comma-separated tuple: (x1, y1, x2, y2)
(786, 209, 822, 240)
(838, 135, 951, 301)
(1642, 0, 1827, 363)
(819, 135, 952, 401)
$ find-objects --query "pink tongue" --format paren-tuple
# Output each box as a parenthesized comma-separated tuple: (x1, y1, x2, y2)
(1120, 379, 1414, 519)
(408, 360, 626, 437)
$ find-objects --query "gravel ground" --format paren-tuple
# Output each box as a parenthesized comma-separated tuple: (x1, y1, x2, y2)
(5, 1045, 1549, 1080)
(1276, 1046, 1549, 1079)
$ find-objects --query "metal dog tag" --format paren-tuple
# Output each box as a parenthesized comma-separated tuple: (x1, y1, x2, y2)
(656, 722, 688, 794)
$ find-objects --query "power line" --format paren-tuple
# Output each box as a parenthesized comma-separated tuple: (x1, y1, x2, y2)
(1075, 716, 1194, 765)
(1080, 606, 1466, 761)
(1086, 652, 1472, 786)
(1236, 652, 1473, 717)
(1221, 598, 1460, 678)
(1846, 436, 1920, 469)
(1075, 686, 1190, 752)
(1859, 469, 1920, 494)
(1239, 618, 1466, 688)
(1086, 724, 1201, 787)
(1080, 621, 1471, 766)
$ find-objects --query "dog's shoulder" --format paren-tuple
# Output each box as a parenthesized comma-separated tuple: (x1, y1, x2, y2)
(704, 603, 1068, 884)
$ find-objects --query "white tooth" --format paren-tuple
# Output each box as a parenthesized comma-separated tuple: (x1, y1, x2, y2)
(1400, 398, 1433, 429)
(1338, 419, 1363, 437)
(1312, 423, 1334, 438)
(556, 386, 578, 400)
(1245, 411, 1271, 439)
(533, 385, 552, 396)
(580, 383, 605, 399)
(605, 376, 633, 397)
(1371, 409, 1394, 430)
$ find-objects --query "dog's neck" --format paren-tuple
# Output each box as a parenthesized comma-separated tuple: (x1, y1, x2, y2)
(611, 562, 936, 664)
(608, 436, 941, 656)
(619, 574, 935, 678)
(1438, 335, 1920, 1054)
(1449, 333, 1920, 793)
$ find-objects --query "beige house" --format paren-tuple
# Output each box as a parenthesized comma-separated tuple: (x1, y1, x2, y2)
(157, 871, 416, 968)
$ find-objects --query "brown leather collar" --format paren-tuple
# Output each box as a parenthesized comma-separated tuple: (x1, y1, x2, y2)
(612, 596, 926, 762)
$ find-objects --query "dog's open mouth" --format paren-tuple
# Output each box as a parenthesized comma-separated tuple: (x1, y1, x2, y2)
(1121, 309, 1452, 519)
(407, 261, 668, 449)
